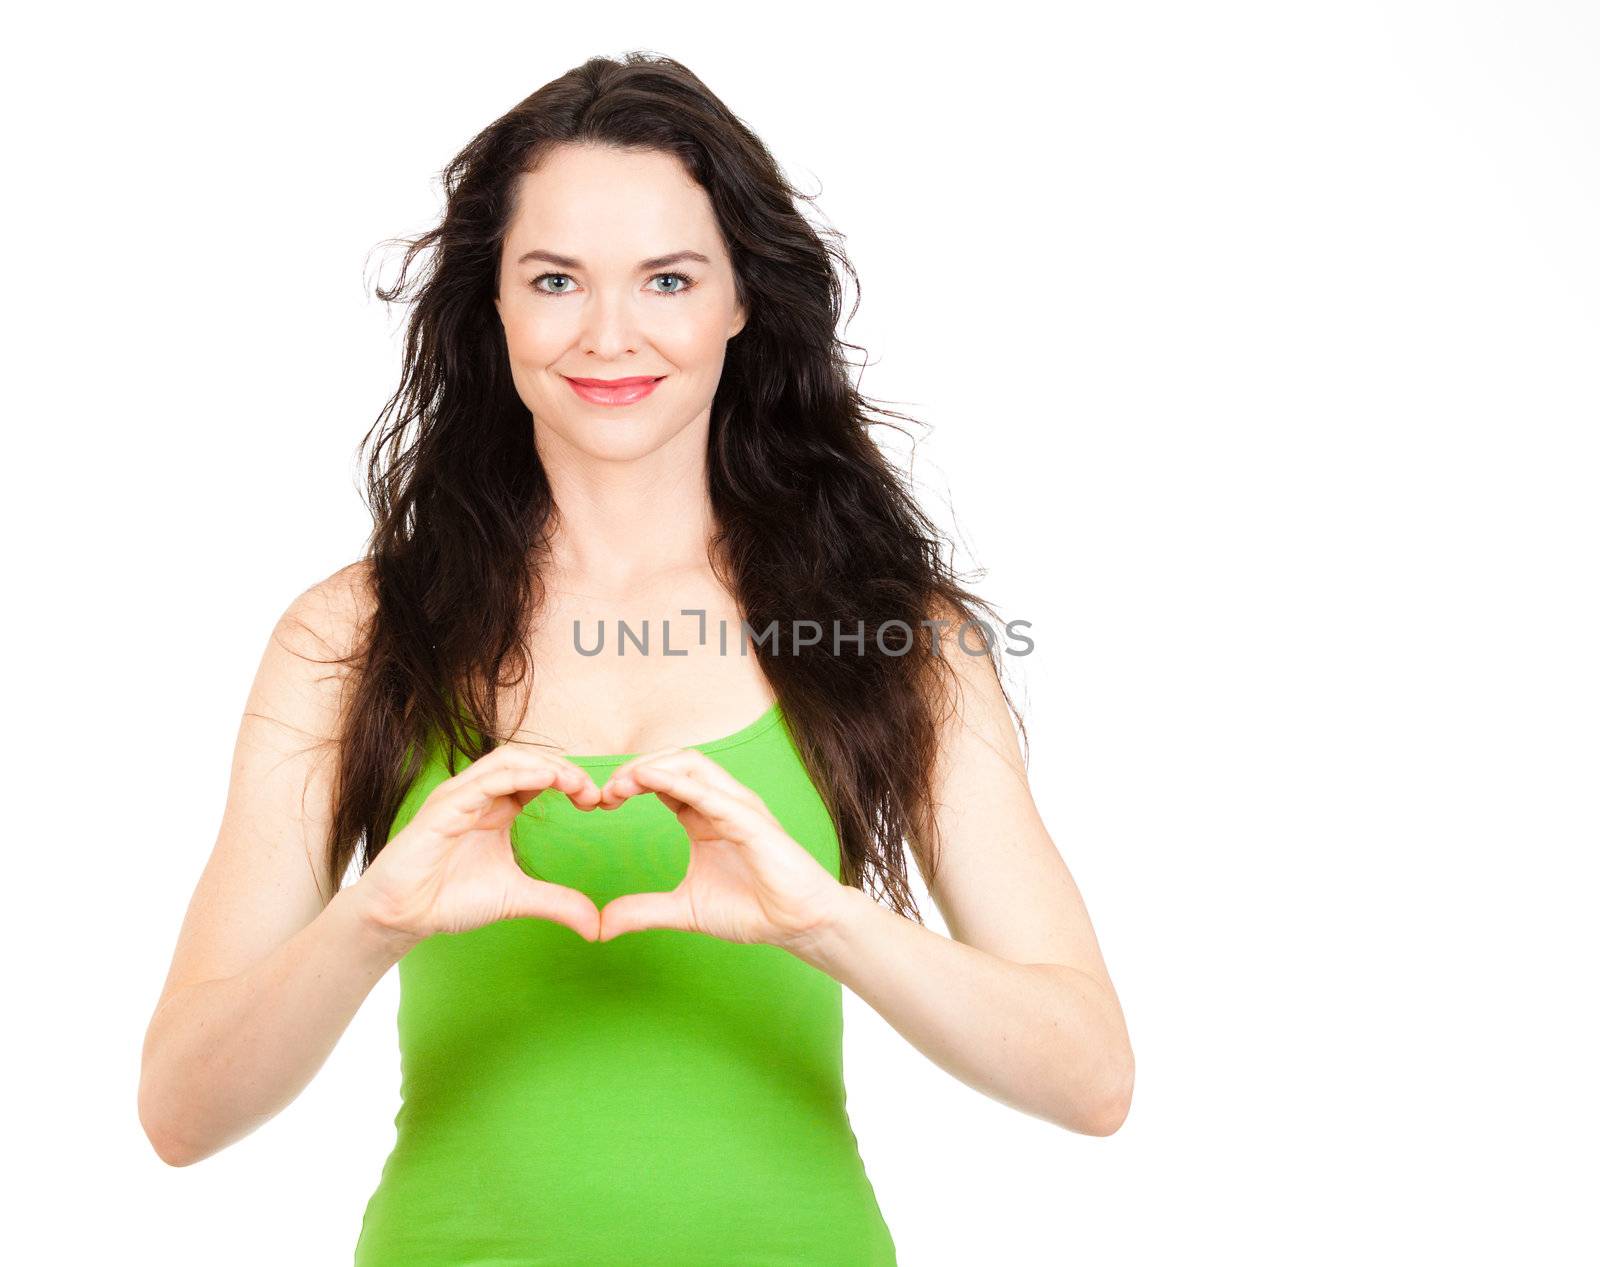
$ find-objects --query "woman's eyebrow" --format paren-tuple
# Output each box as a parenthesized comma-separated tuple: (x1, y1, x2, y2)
(514, 248, 711, 270)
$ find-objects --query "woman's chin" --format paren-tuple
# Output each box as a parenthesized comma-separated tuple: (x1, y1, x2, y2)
(533, 415, 700, 466)
(554, 429, 673, 465)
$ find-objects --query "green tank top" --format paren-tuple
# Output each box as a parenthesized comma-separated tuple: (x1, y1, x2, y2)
(352, 700, 898, 1266)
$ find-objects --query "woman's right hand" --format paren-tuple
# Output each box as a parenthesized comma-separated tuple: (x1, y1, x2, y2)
(351, 744, 605, 947)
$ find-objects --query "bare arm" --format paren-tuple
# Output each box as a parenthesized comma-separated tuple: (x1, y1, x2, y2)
(137, 562, 407, 1167)
(791, 621, 1134, 1136)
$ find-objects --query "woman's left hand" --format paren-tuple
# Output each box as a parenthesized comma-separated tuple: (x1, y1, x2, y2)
(594, 747, 846, 952)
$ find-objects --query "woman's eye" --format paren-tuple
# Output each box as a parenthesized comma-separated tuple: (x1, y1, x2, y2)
(649, 272, 696, 296)
(527, 272, 697, 297)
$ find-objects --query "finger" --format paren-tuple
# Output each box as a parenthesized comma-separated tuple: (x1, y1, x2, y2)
(598, 889, 693, 941)
(456, 763, 563, 806)
(443, 741, 597, 795)
(595, 745, 684, 809)
(603, 749, 765, 810)
(508, 875, 602, 942)
(601, 745, 685, 791)
(428, 764, 569, 831)
(491, 748, 603, 809)
(654, 749, 761, 800)
(456, 748, 602, 811)
(626, 764, 762, 839)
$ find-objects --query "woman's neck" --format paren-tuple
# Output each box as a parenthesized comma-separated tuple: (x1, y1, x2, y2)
(539, 447, 717, 597)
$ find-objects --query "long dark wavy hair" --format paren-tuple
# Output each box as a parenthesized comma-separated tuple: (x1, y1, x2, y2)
(319, 52, 1025, 925)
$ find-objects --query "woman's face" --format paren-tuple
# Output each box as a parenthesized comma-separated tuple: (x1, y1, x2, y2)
(494, 143, 747, 463)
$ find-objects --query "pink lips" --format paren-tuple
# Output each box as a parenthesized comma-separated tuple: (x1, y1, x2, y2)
(563, 374, 666, 406)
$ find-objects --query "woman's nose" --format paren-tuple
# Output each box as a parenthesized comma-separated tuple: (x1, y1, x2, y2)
(577, 289, 646, 360)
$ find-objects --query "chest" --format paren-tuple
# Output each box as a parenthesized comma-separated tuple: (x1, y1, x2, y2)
(495, 583, 775, 757)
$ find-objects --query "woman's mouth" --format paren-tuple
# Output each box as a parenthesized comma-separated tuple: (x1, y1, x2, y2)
(562, 375, 666, 407)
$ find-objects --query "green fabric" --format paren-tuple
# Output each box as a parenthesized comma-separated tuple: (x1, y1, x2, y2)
(353, 701, 897, 1265)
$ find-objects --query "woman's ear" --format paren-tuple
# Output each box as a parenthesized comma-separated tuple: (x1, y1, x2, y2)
(728, 300, 748, 339)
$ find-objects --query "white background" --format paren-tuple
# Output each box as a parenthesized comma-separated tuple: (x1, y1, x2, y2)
(6, 1, 1596, 1262)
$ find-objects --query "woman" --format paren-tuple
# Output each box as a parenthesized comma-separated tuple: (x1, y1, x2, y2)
(138, 52, 1134, 1265)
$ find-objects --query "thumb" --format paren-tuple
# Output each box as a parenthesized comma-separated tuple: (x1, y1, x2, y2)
(507, 874, 602, 942)
(598, 889, 693, 942)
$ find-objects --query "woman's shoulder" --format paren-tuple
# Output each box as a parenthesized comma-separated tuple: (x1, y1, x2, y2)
(230, 560, 378, 812)
(278, 559, 377, 655)
(265, 559, 384, 703)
